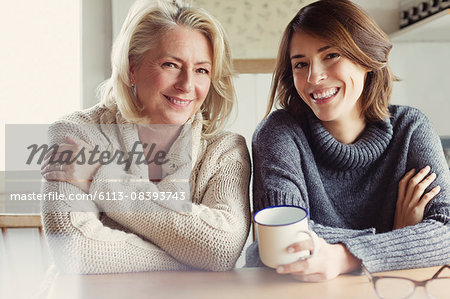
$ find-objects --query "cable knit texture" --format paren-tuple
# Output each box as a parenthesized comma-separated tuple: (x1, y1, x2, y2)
(246, 105, 450, 272)
(41, 103, 251, 274)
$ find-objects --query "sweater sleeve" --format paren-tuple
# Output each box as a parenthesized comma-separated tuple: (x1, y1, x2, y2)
(41, 121, 188, 274)
(341, 111, 450, 272)
(41, 182, 190, 274)
(90, 133, 251, 272)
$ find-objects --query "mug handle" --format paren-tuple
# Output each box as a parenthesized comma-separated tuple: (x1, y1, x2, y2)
(296, 230, 318, 258)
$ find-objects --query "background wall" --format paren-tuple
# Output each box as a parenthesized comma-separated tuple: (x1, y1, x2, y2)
(0, 0, 82, 171)
(389, 42, 450, 136)
(82, 0, 113, 109)
(112, 0, 314, 55)
(187, 0, 315, 58)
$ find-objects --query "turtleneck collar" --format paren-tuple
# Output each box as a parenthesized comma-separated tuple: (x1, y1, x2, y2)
(306, 110, 393, 170)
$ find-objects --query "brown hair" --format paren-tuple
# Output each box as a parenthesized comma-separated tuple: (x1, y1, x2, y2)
(267, 0, 397, 122)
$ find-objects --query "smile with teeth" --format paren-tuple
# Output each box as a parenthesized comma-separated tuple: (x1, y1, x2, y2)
(311, 88, 339, 101)
(165, 95, 191, 106)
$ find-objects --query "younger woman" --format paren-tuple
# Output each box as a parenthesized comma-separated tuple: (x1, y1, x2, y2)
(246, 0, 450, 281)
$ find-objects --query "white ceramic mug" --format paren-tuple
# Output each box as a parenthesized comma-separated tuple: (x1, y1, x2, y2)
(253, 205, 317, 269)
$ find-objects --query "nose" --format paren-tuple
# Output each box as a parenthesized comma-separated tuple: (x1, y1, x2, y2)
(307, 62, 327, 85)
(174, 69, 192, 93)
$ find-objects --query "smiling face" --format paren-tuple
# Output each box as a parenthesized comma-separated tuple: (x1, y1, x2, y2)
(289, 31, 369, 127)
(130, 26, 213, 125)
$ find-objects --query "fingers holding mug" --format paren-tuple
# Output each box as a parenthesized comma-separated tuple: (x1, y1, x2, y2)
(278, 232, 322, 274)
(277, 237, 346, 282)
(287, 230, 320, 257)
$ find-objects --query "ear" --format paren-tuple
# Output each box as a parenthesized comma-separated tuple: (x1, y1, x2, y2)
(364, 66, 373, 73)
(362, 67, 372, 81)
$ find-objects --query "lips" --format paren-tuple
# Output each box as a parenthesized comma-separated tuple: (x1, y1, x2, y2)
(310, 87, 339, 104)
(164, 95, 192, 107)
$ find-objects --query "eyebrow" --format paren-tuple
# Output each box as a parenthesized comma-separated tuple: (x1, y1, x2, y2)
(290, 46, 331, 60)
(164, 55, 212, 66)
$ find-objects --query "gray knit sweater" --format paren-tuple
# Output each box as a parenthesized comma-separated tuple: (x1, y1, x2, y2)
(246, 105, 450, 272)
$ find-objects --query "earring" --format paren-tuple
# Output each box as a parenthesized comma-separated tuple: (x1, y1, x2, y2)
(132, 83, 137, 97)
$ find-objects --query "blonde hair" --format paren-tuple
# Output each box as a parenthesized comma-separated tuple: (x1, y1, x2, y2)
(98, 0, 235, 136)
(267, 0, 397, 122)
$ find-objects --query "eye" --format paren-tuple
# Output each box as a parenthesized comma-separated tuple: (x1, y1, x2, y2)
(197, 68, 210, 74)
(326, 53, 340, 59)
(293, 61, 308, 69)
(162, 62, 178, 68)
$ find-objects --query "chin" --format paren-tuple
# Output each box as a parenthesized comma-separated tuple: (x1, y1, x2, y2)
(311, 110, 331, 121)
(311, 105, 342, 122)
(164, 115, 191, 125)
(317, 114, 334, 121)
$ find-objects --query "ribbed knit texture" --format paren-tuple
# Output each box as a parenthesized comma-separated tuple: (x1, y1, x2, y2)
(246, 105, 450, 272)
(41, 103, 251, 274)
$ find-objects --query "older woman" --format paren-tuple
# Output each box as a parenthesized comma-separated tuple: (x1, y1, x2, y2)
(40, 0, 250, 274)
(246, 0, 450, 281)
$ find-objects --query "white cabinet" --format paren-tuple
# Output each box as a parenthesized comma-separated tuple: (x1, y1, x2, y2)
(390, 9, 450, 42)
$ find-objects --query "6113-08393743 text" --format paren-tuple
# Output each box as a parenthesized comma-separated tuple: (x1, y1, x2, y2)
(9, 191, 187, 202)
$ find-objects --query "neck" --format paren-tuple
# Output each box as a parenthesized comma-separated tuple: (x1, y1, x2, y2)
(138, 124, 182, 153)
(138, 124, 183, 181)
(322, 114, 366, 144)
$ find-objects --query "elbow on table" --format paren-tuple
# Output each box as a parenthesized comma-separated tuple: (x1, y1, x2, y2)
(192, 232, 249, 272)
(44, 236, 95, 274)
(197, 248, 241, 272)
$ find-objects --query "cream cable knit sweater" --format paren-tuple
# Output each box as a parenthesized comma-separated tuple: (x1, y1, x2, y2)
(41, 104, 251, 274)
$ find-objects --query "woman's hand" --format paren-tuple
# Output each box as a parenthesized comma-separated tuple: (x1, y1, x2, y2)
(40, 136, 100, 193)
(276, 236, 360, 282)
(394, 166, 441, 230)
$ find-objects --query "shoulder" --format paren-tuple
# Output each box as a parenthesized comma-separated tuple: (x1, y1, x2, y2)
(57, 103, 117, 125)
(203, 131, 250, 164)
(388, 105, 434, 134)
(48, 104, 117, 143)
(389, 105, 431, 126)
(206, 131, 249, 153)
(253, 109, 305, 147)
(255, 109, 298, 133)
